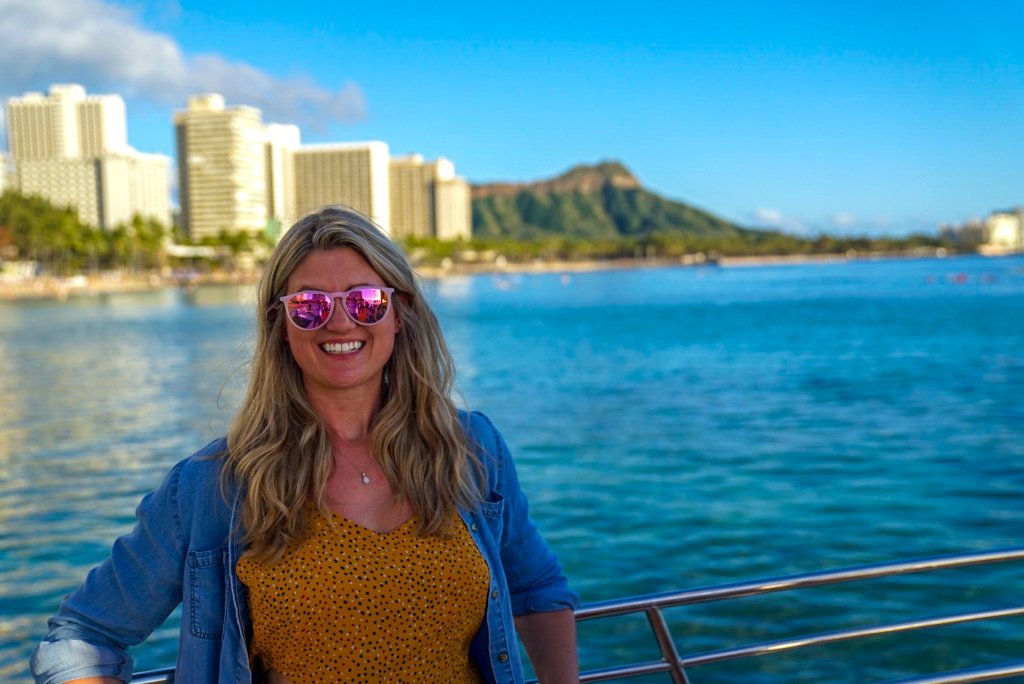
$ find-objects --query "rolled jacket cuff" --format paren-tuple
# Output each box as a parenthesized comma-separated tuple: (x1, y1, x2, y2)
(510, 580, 580, 616)
(31, 638, 133, 684)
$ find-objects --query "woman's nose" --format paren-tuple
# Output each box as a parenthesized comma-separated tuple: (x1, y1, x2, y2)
(325, 299, 357, 330)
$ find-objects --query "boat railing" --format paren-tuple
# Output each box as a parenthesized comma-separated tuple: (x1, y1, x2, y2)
(130, 546, 1024, 684)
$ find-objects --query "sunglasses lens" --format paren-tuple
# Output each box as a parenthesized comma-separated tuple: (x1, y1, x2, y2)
(286, 292, 332, 329)
(344, 288, 390, 325)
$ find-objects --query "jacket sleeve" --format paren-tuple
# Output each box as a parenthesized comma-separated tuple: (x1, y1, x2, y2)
(30, 458, 190, 684)
(469, 411, 580, 616)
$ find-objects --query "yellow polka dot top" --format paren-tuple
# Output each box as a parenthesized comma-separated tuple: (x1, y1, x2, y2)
(236, 504, 490, 684)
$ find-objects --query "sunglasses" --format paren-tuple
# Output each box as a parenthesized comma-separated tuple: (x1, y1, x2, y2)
(279, 287, 396, 330)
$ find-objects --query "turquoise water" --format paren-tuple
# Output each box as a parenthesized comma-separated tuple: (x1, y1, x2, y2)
(2, 255, 1023, 682)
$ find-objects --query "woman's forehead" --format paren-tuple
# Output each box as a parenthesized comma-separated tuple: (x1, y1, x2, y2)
(289, 247, 384, 289)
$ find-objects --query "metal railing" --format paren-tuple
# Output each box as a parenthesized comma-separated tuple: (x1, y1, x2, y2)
(130, 671, 175, 684)
(132, 547, 1024, 684)
(559, 547, 1024, 684)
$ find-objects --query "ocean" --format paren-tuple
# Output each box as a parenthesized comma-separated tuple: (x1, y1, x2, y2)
(2, 254, 1023, 682)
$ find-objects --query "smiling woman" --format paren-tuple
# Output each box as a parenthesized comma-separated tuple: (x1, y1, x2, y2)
(29, 206, 579, 684)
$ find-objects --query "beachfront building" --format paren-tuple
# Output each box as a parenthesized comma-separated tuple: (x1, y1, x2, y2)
(389, 154, 471, 241)
(172, 92, 470, 243)
(981, 209, 1024, 254)
(263, 123, 301, 235)
(434, 172, 471, 241)
(4, 84, 170, 228)
(174, 94, 267, 241)
(292, 142, 391, 233)
(0, 153, 8, 193)
(16, 158, 102, 226)
(16, 153, 170, 229)
(75, 92, 129, 157)
(6, 85, 86, 160)
(125, 153, 173, 227)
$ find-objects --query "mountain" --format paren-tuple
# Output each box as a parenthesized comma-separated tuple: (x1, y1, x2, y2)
(471, 161, 752, 241)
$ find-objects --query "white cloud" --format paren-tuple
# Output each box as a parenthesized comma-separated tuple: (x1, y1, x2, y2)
(748, 206, 937, 237)
(753, 207, 783, 225)
(751, 207, 810, 233)
(0, 0, 366, 129)
(828, 213, 856, 228)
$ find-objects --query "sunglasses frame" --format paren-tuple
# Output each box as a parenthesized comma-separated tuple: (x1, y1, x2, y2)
(278, 287, 397, 330)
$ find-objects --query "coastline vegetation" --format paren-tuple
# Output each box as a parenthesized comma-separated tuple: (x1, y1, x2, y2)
(0, 184, 975, 285)
(402, 231, 952, 268)
(0, 191, 168, 275)
(0, 190, 275, 277)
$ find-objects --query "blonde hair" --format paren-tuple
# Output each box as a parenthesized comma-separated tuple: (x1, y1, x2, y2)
(224, 206, 481, 562)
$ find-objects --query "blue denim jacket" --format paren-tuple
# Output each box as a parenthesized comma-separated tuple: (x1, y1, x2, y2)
(31, 411, 578, 684)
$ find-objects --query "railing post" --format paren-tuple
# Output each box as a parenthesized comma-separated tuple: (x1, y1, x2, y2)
(645, 606, 690, 684)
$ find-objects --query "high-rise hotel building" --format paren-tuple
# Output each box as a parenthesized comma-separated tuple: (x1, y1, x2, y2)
(174, 94, 268, 241)
(7, 84, 88, 160)
(389, 155, 471, 241)
(4, 84, 170, 228)
(292, 142, 391, 232)
(263, 123, 301, 234)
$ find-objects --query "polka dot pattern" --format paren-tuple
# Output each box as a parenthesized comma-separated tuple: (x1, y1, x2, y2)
(237, 505, 490, 683)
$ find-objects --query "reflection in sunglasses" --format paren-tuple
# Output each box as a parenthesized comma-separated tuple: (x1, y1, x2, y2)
(280, 288, 394, 330)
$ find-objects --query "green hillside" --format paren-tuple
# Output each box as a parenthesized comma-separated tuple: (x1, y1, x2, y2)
(471, 161, 752, 240)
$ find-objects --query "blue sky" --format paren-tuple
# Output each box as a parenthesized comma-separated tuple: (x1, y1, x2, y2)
(1, 0, 1021, 236)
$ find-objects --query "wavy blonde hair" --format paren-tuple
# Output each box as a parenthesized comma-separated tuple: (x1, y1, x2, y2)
(224, 206, 482, 562)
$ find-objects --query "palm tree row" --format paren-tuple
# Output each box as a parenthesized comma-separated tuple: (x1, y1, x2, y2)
(0, 191, 169, 276)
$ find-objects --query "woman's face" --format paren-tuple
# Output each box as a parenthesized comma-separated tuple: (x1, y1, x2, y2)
(282, 247, 398, 404)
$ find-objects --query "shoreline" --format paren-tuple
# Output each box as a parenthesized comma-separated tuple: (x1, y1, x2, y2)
(415, 248, 955, 278)
(0, 249, 972, 302)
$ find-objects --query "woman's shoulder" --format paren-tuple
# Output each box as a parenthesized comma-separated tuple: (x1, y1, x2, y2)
(175, 436, 231, 489)
(157, 437, 235, 542)
(151, 437, 232, 515)
(458, 409, 516, 495)
(459, 410, 505, 461)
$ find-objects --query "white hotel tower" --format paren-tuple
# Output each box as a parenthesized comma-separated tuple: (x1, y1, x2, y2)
(5, 84, 171, 228)
(389, 154, 471, 241)
(174, 94, 269, 241)
(292, 141, 392, 233)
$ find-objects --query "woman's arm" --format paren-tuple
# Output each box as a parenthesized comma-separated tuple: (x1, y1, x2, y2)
(31, 459, 193, 683)
(515, 609, 579, 683)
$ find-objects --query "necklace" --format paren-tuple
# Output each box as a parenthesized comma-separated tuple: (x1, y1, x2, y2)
(335, 449, 372, 485)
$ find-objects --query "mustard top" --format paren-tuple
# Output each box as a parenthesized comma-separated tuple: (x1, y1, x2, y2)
(237, 505, 490, 684)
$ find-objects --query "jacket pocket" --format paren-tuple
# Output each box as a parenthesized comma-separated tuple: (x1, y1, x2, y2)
(480, 493, 505, 542)
(187, 546, 227, 640)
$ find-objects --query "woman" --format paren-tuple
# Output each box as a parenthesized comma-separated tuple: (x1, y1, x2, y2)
(31, 206, 579, 683)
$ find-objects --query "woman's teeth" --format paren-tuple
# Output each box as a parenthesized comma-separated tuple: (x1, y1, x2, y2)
(320, 341, 365, 355)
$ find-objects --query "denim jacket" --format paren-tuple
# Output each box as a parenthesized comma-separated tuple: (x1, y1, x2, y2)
(31, 411, 578, 684)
